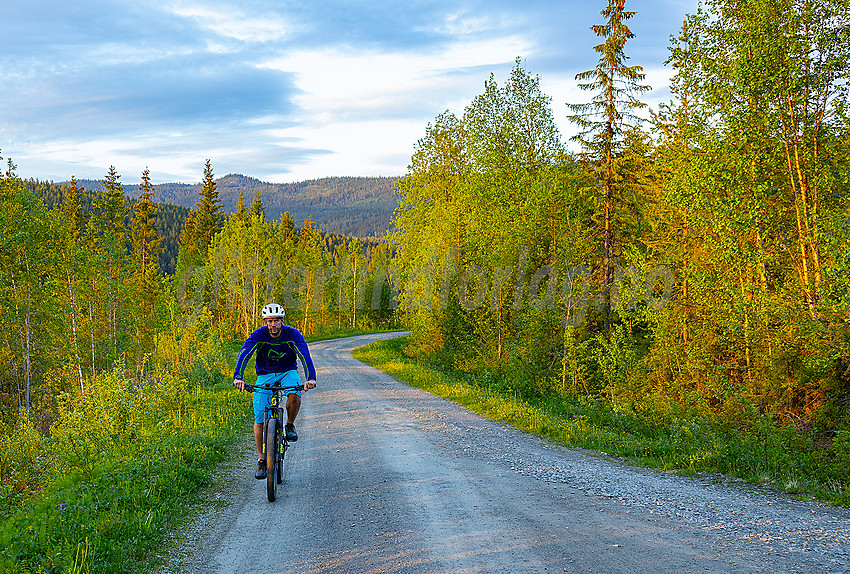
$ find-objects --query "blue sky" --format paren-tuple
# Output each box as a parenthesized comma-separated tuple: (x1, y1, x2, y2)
(1, 0, 697, 185)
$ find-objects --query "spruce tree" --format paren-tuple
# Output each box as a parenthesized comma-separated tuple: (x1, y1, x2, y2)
(93, 165, 128, 233)
(91, 165, 130, 362)
(251, 188, 266, 220)
(194, 159, 223, 255)
(131, 168, 163, 276)
(234, 190, 248, 223)
(130, 168, 164, 349)
(61, 176, 85, 242)
(568, 0, 650, 337)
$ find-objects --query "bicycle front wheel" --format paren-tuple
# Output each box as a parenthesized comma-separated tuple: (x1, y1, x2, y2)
(276, 438, 284, 484)
(266, 418, 278, 502)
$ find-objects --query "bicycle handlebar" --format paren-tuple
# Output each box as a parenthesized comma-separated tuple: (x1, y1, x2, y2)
(242, 383, 309, 393)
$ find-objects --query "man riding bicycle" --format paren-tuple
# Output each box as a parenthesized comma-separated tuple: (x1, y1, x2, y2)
(233, 303, 317, 480)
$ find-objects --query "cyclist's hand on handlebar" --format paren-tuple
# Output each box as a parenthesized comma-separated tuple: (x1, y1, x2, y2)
(233, 378, 246, 391)
(305, 379, 316, 390)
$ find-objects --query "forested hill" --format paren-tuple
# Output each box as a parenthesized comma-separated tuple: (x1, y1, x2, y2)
(24, 179, 188, 276)
(76, 174, 400, 239)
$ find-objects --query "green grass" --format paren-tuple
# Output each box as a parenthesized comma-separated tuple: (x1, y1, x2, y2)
(0, 357, 251, 573)
(353, 335, 850, 507)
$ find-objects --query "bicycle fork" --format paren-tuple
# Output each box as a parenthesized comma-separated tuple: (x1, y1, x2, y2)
(262, 408, 275, 460)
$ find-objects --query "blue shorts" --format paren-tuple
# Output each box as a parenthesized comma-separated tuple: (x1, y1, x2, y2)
(252, 370, 302, 424)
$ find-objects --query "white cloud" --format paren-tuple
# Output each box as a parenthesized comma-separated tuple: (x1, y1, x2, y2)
(169, 1, 289, 44)
(251, 35, 535, 179)
(268, 117, 423, 181)
(263, 34, 533, 123)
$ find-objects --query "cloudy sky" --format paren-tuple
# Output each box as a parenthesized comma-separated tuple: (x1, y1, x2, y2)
(1, 0, 697, 185)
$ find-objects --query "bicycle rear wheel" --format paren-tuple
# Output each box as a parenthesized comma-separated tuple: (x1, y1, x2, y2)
(266, 418, 278, 502)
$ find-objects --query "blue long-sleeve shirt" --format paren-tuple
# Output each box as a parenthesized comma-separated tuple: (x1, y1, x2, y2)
(233, 325, 317, 381)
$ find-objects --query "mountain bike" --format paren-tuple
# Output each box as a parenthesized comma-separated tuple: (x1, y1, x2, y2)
(244, 382, 306, 502)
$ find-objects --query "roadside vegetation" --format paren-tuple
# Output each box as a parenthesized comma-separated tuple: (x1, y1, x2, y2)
(355, 335, 850, 507)
(389, 0, 850, 509)
(0, 349, 244, 573)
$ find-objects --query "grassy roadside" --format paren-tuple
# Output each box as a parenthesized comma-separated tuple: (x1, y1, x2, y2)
(353, 335, 849, 507)
(0, 352, 251, 574)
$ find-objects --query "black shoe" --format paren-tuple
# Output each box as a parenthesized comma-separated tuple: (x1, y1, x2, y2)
(255, 459, 267, 480)
(285, 424, 298, 442)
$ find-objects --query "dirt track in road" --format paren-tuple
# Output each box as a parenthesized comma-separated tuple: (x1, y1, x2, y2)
(160, 332, 850, 574)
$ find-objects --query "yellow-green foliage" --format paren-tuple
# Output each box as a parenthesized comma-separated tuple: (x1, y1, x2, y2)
(0, 419, 47, 509)
(391, 6, 850, 438)
(0, 363, 246, 573)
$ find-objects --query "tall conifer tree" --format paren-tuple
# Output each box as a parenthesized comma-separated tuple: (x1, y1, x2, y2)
(131, 168, 163, 276)
(61, 177, 85, 241)
(251, 188, 265, 220)
(234, 190, 248, 223)
(130, 168, 164, 348)
(194, 159, 223, 255)
(568, 0, 650, 336)
(91, 165, 130, 363)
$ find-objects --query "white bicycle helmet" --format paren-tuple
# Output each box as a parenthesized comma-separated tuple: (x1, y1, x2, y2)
(261, 303, 285, 319)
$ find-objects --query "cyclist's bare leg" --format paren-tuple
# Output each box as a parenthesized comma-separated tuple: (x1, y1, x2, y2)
(254, 423, 264, 459)
(286, 393, 301, 425)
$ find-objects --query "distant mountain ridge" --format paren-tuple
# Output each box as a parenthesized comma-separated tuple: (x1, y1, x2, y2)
(73, 174, 400, 239)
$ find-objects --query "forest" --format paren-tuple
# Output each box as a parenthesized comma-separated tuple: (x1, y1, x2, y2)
(24, 178, 190, 274)
(0, 0, 849, 569)
(0, 160, 400, 425)
(393, 0, 850, 471)
(90, 173, 400, 239)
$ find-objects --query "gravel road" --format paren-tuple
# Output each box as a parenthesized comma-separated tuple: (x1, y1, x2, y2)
(159, 332, 850, 573)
